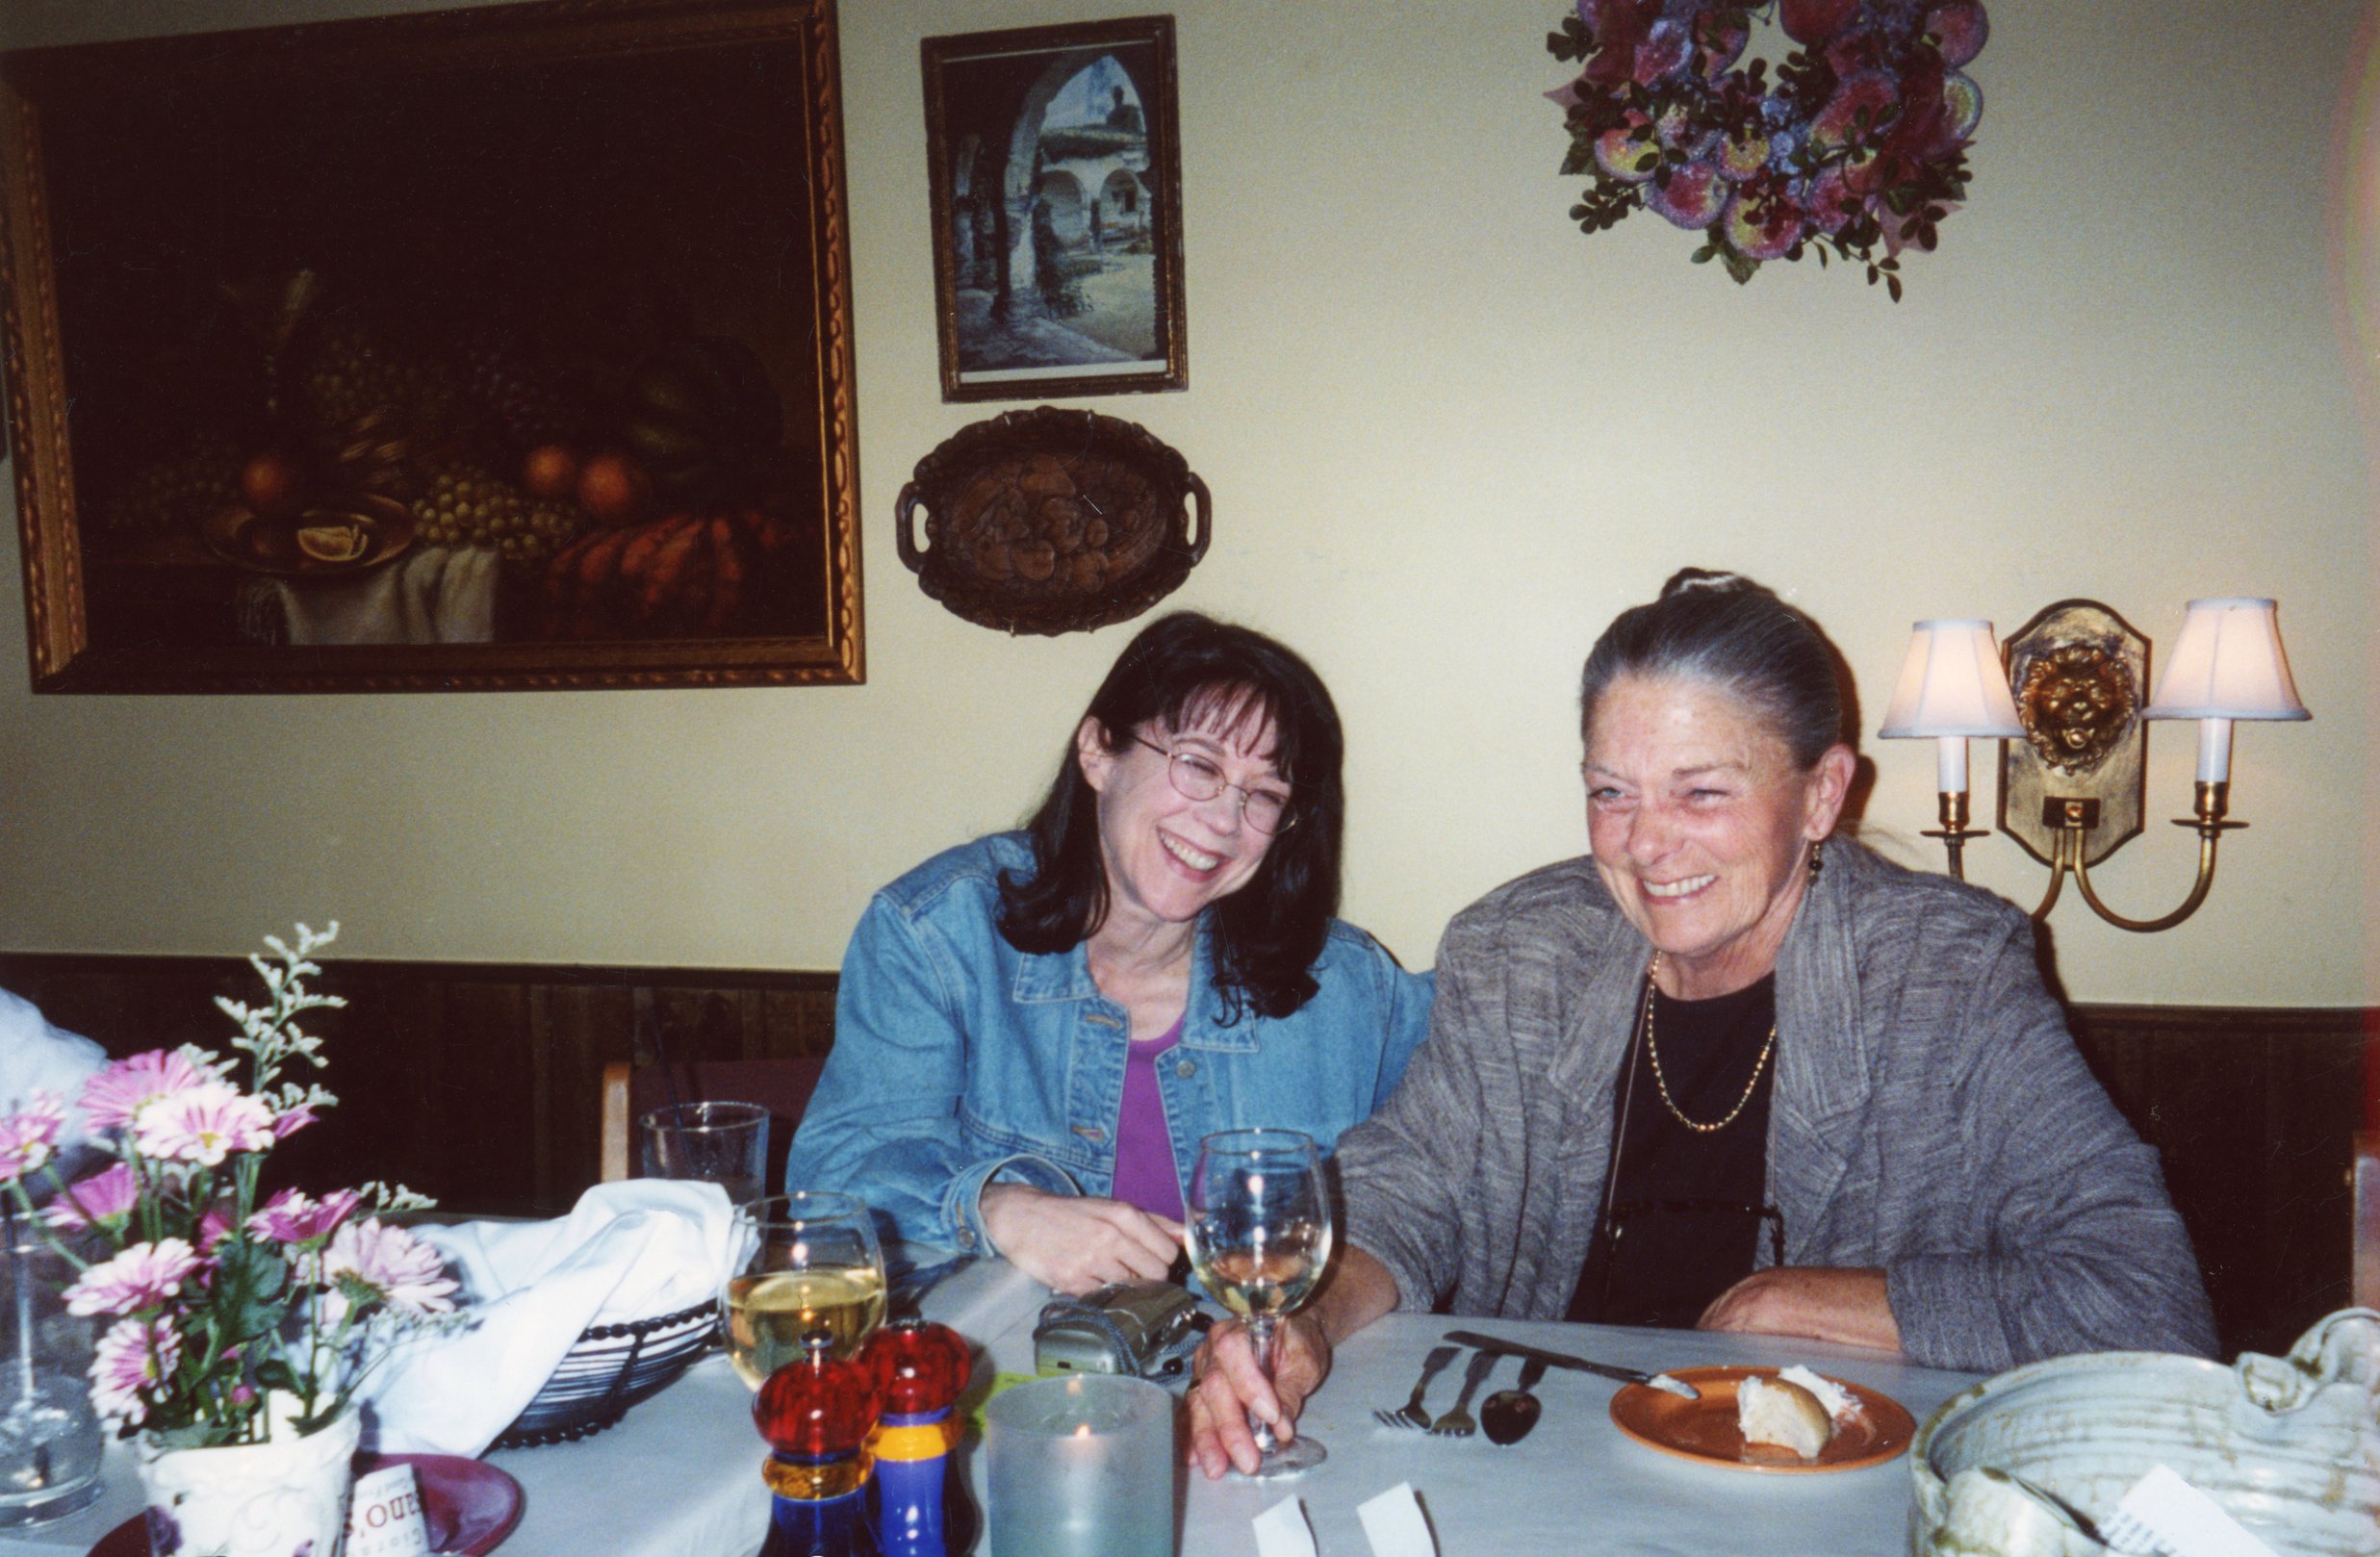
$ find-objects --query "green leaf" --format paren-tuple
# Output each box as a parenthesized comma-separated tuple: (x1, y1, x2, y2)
(252, 1356, 300, 1395)
(209, 1240, 291, 1346)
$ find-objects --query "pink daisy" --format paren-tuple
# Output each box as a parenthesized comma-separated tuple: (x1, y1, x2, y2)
(323, 1219, 457, 1318)
(41, 1161, 139, 1232)
(132, 1084, 274, 1167)
(79, 1050, 216, 1134)
(196, 1203, 237, 1253)
(247, 1187, 361, 1247)
(64, 1238, 202, 1317)
(90, 1316, 179, 1426)
(0, 1094, 65, 1184)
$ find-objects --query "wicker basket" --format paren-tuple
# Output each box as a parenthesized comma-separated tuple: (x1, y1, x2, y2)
(490, 1300, 719, 1449)
(894, 406, 1210, 636)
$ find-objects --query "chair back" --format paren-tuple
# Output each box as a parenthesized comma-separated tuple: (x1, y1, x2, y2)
(600, 1057, 827, 1198)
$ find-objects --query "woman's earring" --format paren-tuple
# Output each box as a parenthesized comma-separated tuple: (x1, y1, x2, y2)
(1807, 840, 1825, 880)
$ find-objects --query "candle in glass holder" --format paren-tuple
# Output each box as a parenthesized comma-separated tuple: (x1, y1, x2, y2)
(984, 1375, 1172, 1557)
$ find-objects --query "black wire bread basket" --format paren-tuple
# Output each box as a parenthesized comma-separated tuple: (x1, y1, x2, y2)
(490, 1299, 719, 1449)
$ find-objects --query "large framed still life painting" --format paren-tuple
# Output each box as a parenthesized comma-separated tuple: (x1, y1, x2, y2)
(0, 0, 862, 692)
(922, 15, 1187, 402)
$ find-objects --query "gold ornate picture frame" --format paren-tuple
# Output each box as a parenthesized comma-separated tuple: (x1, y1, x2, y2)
(922, 14, 1188, 402)
(0, 0, 861, 693)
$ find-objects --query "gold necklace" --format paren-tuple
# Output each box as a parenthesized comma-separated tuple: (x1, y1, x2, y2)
(1639, 951, 1777, 1135)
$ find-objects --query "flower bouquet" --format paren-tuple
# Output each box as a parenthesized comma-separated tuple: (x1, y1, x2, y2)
(0, 924, 458, 1552)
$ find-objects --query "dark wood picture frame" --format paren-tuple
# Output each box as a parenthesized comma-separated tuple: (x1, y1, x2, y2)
(922, 14, 1187, 402)
(0, 0, 862, 693)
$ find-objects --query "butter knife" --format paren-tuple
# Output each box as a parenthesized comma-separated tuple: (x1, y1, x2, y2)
(1443, 1329, 1702, 1400)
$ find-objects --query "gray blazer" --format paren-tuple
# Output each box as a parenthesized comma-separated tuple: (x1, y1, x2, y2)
(1335, 838, 2217, 1372)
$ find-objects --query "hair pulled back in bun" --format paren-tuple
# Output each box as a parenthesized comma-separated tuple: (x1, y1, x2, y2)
(1578, 567, 1848, 769)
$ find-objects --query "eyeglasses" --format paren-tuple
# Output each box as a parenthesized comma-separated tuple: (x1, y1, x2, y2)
(1130, 734, 1296, 834)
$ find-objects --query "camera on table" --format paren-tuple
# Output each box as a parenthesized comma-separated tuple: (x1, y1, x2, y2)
(1032, 1281, 1208, 1379)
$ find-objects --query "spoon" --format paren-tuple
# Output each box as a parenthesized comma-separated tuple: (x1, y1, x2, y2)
(1480, 1356, 1549, 1445)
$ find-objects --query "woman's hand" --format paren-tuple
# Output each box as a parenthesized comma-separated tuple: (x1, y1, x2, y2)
(978, 1183, 1182, 1293)
(1186, 1313, 1331, 1479)
(1698, 1265, 1901, 1352)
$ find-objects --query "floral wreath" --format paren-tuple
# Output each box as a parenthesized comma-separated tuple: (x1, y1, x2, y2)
(1548, 0, 1988, 297)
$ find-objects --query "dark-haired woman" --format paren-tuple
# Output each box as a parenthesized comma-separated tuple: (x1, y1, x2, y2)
(1188, 569, 2214, 1478)
(788, 612, 1430, 1294)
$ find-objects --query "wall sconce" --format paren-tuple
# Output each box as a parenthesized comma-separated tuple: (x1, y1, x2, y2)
(1881, 598, 2310, 931)
(1877, 620, 2025, 881)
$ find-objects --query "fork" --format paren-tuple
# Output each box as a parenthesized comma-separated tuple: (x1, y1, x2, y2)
(1374, 1343, 1459, 1429)
(1428, 1349, 1503, 1438)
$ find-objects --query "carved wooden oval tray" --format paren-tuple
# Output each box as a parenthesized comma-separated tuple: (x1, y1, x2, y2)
(896, 407, 1210, 635)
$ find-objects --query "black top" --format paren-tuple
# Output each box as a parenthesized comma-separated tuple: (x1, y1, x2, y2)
(1567, 972, 1779, 1328)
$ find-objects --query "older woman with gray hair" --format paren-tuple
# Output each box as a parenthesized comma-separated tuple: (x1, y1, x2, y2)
(1188, 568, 2214, 1479)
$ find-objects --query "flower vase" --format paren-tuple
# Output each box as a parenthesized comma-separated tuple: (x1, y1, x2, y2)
(0, 1227, 103, 1526)
(134, 1403, 360, 1557)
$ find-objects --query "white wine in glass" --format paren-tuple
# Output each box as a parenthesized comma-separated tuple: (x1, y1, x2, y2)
(722, 1191, 886, 1389)
(1185, 1128, 1334, 1477)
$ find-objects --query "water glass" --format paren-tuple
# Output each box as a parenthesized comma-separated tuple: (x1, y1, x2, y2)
(985, 1374, 1174, 1557)
(638, 1100, 770, 1206)
(721, 1191, 886, 1388)
(0, 1232, 103, 1527)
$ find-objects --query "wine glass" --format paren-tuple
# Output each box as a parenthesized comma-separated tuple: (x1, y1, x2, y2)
(721, 1191, 887, 1390)
(1185, 1128, 1335, 1477)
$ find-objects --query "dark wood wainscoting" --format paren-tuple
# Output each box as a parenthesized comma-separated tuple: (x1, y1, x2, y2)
(0, 950, 2364, 1361)
(2063, 1006, 2367, 1359)
(0, 954, 837, 1217)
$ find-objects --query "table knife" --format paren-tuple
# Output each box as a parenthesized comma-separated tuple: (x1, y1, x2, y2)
(1443, 1329, 1702, 1399)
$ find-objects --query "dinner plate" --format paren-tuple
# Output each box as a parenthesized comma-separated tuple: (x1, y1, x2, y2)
(199, 497, 415, 578)
(1608, 1365, 1915, 1473)
(87, 1451, 523, 1556)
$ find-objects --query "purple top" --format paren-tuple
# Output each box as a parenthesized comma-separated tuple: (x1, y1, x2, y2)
(1110, 1017, 1185, 1221)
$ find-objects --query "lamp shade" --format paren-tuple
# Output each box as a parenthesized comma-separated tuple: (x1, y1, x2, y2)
(1878, 620, 2025, 738)
(2141, 598, 2311, 721)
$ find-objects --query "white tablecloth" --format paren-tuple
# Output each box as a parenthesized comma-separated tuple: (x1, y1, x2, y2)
(0, 1258, 1981, 1557)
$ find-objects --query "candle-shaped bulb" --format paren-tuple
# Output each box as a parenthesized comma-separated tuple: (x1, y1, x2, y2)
(1934, 734, 1968, 796)
(2195, 717, 2234, 784)
(755, 1331, 881, 1461)
(860, 1319, 971, 1417)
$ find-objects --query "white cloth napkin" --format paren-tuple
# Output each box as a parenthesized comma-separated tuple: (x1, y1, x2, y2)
(358, 1180, 736, 1457)
(1357, 1484, 1439, 1557)
(0, 987, 103, 1147)
(261, 546, 499, 645)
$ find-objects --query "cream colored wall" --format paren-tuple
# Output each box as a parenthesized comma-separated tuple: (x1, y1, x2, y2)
(0, 0, 2369, 1006)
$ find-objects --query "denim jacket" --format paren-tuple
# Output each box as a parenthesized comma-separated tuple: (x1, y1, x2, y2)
(787, 833, 1433, 1255)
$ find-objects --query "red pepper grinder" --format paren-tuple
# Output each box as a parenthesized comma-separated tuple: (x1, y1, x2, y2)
(860, 1319, 976, 1557)
(755, 1331, 883, 1557)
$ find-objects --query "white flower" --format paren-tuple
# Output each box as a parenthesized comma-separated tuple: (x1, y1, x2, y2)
(132, 1083, 275, 1166)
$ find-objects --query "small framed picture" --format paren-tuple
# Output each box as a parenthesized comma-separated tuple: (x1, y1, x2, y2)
(921, 15, 1186, 401)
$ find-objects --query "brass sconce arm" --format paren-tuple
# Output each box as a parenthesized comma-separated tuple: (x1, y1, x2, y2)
(2075, 785, 2237, 932)
(1921, 790, 1991, 882)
